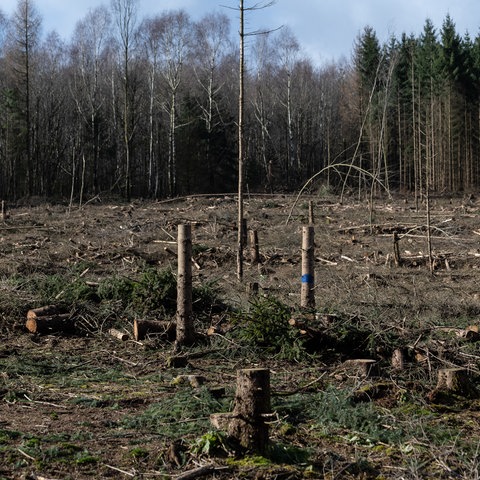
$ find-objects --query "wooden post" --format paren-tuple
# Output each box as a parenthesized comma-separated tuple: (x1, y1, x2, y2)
(246, 282, 259, 296)
(249, 229, 259, 264)
(393, 232, 402, 267)
(230, 368, 271, 454)
(301, 225, 315, 308)
(308, 200, 314, 224)
(176, 224, 194, 346)
(242, 218, 248, 247)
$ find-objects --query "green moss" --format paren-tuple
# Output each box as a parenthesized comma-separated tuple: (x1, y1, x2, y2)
(227, 455, 272, 467)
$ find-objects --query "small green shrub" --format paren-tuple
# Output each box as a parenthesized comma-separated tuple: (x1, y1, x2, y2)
(97, 276, 135, 305)
(132, 268, 177, 314)
(191, 431, 231, 457)
(233, 297, 306, 360)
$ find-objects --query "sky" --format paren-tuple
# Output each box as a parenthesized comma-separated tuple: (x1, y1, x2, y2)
(2, 0, 480, 65)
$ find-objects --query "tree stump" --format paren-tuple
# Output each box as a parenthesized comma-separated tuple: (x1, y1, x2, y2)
(391, 348, 406, 370)
(342, 359, 379, 378)
(436, 368, 478, 398)
(211, 368, 271, 454)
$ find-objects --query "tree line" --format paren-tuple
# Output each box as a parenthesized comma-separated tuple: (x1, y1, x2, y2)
(0, 0, 479, 202)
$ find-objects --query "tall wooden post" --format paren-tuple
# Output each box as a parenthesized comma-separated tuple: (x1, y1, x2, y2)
(249, 229, 259, 264)
(308, 200, 314, 224)
(301, 225, 315, 308)
(176, 224, 194, 346)
(237, 0, 245, 282)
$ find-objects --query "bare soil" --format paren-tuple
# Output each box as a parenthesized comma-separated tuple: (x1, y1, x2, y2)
(1, 193, 480, 479)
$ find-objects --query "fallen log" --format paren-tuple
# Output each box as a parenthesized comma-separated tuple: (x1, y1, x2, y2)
(133, 319, 175, 341)
(27, 305, 62, 320)
(26, 313, 73, 334)
(109, 328, 129, 341)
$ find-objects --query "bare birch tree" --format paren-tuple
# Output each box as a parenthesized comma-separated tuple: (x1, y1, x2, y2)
(111, 0, 138, 200)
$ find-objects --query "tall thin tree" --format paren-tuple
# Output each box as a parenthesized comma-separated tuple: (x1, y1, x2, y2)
(111, 0, 138, 201)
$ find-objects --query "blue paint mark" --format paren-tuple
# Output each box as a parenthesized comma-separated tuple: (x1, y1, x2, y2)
(301, 274, 314, 284)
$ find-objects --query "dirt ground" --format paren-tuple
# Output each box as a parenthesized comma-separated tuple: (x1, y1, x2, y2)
(1, 192, 480, 479)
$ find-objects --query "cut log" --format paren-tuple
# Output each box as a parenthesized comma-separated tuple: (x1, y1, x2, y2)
(109, 328, 129, 341)
(26, 314, 73, 334)
(27, 305, 62, 321)
(133, 319, 175, 341)
(288, 317, 323, 339)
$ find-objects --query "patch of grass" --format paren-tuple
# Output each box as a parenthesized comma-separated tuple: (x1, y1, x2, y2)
(268, 443, 311, 464)
(122, 387, 229, 439)
(97, 276, 135, 305)
(274, 387, 404, 445)
(129, 446, 149, 460)
(0, 430, 21, 445)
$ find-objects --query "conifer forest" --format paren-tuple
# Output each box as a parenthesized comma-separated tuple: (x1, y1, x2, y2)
(1, 0, 480, 202)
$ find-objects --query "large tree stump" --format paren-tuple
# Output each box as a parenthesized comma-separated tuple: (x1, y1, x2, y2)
(211, 368, 271, 455)
(436, 368, 478, 398)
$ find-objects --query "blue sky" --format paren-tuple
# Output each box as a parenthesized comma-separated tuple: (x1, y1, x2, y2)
(2, 0, 480, 65)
